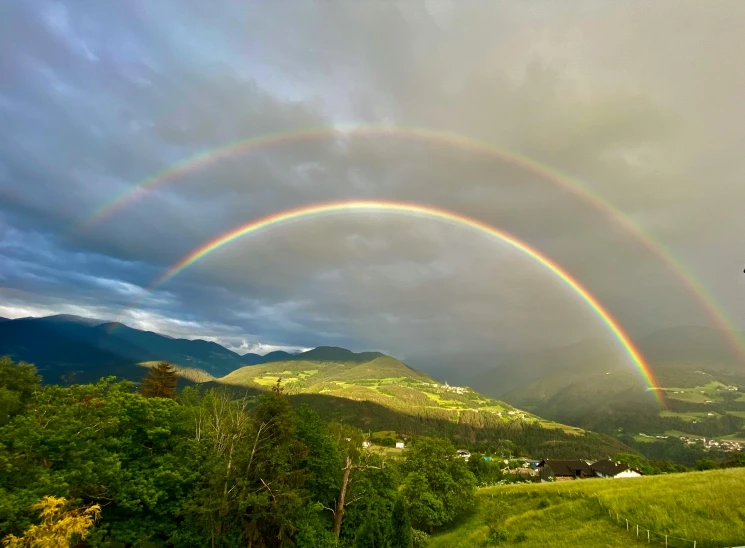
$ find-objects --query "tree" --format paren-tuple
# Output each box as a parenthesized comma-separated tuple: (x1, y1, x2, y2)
(2, 496, 100, 547)
(139, 362, 179, 399)
(694, 458, 719, 471)
(390, 496, 412, 548)
(0, 357, 41, 426)
(400, 437, 476, 533)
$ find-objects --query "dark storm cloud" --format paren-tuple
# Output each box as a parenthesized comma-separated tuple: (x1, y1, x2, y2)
(1, 0, 743, 369)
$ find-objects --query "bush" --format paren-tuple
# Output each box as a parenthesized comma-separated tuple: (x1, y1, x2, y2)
(412, 529, 429, 547)
(486, 529, 509, 545)
(537, 499, 550, 509)
(513, 532, 528, 543)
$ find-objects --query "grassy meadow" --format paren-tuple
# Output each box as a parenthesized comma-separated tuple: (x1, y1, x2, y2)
(429, 468, 745, 548)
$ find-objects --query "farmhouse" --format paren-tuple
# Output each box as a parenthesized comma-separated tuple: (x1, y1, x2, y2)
(538, 460, 594, 482)
(538, 459, 644, 482)
(456, 450, 471, 461)
(395, 441, 405, 449)
(590, 460, 643, 479)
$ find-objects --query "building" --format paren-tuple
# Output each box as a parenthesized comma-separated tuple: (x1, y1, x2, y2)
(456, 450, 471, 461)
(395, 441, 405, 449)
(538, 459, 644, 482)
(538, 460, 595, 482)
(590, 460, 643, 479)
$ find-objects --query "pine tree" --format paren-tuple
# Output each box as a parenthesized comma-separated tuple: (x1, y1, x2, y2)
(390, 497, 413, 548)
(140, 362, 179, 399)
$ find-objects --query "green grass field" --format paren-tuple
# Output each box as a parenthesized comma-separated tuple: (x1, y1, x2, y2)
(429, 468, 745, 548)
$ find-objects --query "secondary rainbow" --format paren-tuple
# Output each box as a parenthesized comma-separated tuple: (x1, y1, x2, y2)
(80, 125, 745, 363)
(113, 200, 664, 405)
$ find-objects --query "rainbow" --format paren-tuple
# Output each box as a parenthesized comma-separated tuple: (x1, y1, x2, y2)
(78, 125, 745, 362)
(112, 200, 665, 405)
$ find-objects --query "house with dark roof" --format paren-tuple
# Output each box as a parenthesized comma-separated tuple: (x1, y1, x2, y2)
(538, 459, 644, 482)
(537, 460, 594, 482)
(590, 460, 643, 478)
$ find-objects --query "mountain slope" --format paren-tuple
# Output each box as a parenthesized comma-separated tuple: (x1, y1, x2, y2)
(0, 315, 260, 381)
(199, 355, 632, 459)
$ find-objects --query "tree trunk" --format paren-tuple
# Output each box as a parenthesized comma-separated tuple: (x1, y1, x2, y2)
(333, 456, 353, 539)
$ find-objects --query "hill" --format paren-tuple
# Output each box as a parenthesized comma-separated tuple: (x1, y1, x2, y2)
(0, 314, 264, 381)
(430, 468, 745, 547)
(184, 355, 632, 460)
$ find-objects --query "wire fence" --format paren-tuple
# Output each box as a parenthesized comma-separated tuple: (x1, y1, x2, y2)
(561, 490, 703, 548)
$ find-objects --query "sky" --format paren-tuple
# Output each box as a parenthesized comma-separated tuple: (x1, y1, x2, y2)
(1, 0, 744, 375)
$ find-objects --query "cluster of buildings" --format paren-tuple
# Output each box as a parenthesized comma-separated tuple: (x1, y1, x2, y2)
(678, 436, 743, 452)
(422, 381, 469, 395)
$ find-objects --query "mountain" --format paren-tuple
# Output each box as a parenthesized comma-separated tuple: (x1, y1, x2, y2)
(261, 346, 386, 364)
(0, 315, 260, 382)
(492, 326, 745, 463)
(471, 338, 626, 398)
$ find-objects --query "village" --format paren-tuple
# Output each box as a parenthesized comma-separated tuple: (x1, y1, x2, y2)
(636, 433, 744, 452)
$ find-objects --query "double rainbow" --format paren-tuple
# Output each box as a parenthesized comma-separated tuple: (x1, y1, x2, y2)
(79, 125, 745, 362)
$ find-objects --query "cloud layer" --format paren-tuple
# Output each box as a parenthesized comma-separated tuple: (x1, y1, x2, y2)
(2, 0, 744, 374)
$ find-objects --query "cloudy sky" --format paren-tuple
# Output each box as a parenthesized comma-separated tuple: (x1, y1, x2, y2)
(1, 0, 744, 375)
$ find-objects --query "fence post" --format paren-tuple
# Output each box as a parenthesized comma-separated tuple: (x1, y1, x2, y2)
(665, 535, 667, 547)
(693, 542, 696, 548)
(617, 513, 619, 522)
(647, 530, 650, 543)
(626, 519, 629, 531)
(637, 524, 639, 537)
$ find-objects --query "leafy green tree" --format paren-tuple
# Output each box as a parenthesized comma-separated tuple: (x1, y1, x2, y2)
(139, 361, 179, 398)
(695, 458, 719, 471)
(0, 378, 198, 545)
(390, 496, 412, 548)
(0, 357, 40, 427)
(722, 452, 745, 468)
(400, 437, 476, 533)
(294, 406, 341, 509)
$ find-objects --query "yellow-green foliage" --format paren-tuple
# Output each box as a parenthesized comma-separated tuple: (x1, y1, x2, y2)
(429, 468, 745, 548)
(2, 496, 100, 547)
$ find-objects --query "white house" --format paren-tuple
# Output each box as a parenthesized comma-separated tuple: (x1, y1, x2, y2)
(395, 441, 405, 449)
(362, 440, 371, 448)
(456, 450, 471, 461)
(591, 460, 643, 479)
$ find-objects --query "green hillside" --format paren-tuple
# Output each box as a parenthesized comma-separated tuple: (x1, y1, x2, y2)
(160, 355, 633, 460)
(430, 468, 745, 548)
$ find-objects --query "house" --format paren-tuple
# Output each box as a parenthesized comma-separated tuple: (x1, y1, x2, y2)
(395, 441, 405, 449)
(362, 440, 371, 448)
(456, 450, 471, 461)
(537, 460, 594, 482)
(524, 459, 541, 470)
(590, 460, 643, 479)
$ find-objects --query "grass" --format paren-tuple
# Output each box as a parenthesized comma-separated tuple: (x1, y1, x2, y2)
(429, 468, 745, 548)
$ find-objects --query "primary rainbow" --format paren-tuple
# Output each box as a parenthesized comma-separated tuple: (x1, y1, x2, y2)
(79, 125, 745, 362)
(113, 200, 665, 405)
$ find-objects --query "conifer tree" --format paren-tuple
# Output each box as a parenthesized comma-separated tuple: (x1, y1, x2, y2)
(390, 496, 413, 548)
(140, 361, 179, 399)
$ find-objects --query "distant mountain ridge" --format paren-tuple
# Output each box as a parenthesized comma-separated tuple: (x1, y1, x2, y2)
(0, 314, 395, 384)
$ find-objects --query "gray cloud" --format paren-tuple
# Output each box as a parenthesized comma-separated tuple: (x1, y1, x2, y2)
(1, 0, 743, 377)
